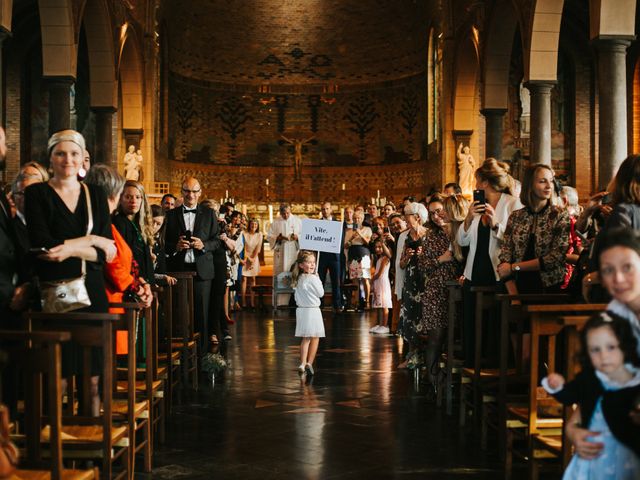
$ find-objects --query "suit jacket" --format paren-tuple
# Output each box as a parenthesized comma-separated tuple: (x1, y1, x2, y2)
(0, 195, 17, 310)
(12, 216, 33, 284)
(165, 204, 220, 280)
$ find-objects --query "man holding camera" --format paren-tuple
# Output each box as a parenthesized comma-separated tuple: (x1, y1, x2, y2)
(165, 176, 221, 347)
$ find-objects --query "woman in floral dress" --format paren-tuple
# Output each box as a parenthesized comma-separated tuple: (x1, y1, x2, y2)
(398, 202, 428, 367)
(417, 194, 461, 391)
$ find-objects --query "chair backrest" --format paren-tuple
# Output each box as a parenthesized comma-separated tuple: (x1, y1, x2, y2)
(0, 330, 71, 480)
(24, 311, 120, 473)
(168, 272, 195, 341)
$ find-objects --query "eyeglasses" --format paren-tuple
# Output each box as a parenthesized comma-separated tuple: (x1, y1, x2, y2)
(182, 188, 201, 194)
(428, 208, 444, 216)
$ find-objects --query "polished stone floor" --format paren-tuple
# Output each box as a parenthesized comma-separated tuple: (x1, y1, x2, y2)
(148, 310, 507, 479)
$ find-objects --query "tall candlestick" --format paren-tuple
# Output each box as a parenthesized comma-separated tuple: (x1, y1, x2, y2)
(268, 205, 273, 224)
(341, 183, 345, 191)
(377, 189, 380, 198)
(371, 197, 375, 205)
(266, 179, 269, 186)
(225, 190, 229, 198)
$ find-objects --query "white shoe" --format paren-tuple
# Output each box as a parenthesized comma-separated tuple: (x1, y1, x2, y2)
(298, 363, 306, 373)
(376, 326, 390, 334)
(305, 363, 315, 375)
(370, 325, 381, 333)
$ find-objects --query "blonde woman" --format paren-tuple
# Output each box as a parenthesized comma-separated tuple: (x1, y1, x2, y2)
(443, 194, 470, 264)
(113, 180, 155, 284)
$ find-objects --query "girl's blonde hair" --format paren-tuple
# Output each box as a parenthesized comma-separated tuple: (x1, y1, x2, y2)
(443, 194, 470, 262)
(118, 180, 155, 246)
(290, 250, 316, 287)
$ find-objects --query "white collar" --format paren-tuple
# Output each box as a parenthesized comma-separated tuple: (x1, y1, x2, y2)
(595, 364, 640, 389)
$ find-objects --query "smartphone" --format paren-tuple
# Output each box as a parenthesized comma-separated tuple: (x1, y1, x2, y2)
(473, 189, 486, 205)
(383, 227, 390, 234)
(29, 247, 49, 254)
(184, 230, 192, 241)
(601, 193, 612, 205)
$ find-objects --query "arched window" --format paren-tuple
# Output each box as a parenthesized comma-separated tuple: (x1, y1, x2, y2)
(427, 29, 439, 143)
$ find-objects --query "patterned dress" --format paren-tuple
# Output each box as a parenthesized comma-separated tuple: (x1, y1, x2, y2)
(417, 227, 460, 332)
(398, 233, 427, 345)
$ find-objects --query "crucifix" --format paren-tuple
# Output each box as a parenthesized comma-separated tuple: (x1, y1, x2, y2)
(280, 134, 315, 180)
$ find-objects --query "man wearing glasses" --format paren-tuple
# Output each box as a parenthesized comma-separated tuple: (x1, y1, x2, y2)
(165, 176, 221, 347)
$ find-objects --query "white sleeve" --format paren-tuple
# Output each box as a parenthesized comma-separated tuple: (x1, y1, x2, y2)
(309, 275, 325, 297)
(457, 220, 472, 247)
(540, 377, 563, 395)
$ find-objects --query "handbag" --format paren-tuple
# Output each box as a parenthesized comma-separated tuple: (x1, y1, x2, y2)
(0, 405, 19, 478)
(40, 183, 93, 313)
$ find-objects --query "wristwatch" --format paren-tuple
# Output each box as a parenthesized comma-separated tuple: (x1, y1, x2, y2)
(512, 263, 521, 273)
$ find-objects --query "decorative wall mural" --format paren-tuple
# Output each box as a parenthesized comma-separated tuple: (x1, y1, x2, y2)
(344, 95, 379, 161)
(217, 96, 253, 161)
(175, 90, 195, 159)
(400, 93, 419, 158)
(257, 45, 335, 81)
(168, 73, 426, 168)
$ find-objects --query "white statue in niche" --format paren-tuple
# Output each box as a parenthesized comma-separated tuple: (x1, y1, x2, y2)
(124, 145, 142, 181)
(456, 143, 476, 196)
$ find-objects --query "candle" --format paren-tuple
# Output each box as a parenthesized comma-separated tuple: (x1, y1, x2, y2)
(220, 198, 223, 205)
(266, 178, 269, 186)
(225, 190, 229, 198)
(371, 197, 375, 205)
(268, 205, 273, 223)
(377, 189, 380, 198)
(341, 183, 345, 191)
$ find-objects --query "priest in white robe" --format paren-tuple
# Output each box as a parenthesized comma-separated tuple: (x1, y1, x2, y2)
(267, 203, 302, 306)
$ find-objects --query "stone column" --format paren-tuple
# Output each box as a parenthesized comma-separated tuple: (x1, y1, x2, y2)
(91, 107, 116, 166)
(47, 77, 75, 136)
(526, 82, 554, 166)
(595, 38, 632, 189)
(480, 108, 507, 160)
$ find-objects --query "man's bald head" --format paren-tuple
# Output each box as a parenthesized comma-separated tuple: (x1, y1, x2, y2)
(181, 177, 202, 208)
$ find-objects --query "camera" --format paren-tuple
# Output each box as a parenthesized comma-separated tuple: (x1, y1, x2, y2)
(184, 229, 192, 242)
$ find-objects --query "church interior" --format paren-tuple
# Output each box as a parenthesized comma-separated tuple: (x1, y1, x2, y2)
(2, 0, 640, 479)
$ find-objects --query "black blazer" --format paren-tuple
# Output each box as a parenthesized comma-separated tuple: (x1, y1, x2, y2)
(165, 204, 220, 280)
(551, 369, 640, 456)
(0, 196, 17, 310)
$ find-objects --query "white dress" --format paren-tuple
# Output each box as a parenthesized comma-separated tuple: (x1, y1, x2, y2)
(294, 274, 325, 338)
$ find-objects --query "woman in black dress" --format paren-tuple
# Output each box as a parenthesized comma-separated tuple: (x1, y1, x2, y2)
(112, 180, 155, 285)
(25, 129, 115, 415)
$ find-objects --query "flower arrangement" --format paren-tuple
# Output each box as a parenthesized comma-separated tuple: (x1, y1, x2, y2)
(201, 353, 228, 376)
(406, 351, 424, 370)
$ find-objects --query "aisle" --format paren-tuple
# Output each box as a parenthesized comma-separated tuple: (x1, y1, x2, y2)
(149, 310, 501, 479)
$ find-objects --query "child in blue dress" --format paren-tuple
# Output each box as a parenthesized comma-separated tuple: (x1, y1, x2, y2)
(542, 312, 640, 480)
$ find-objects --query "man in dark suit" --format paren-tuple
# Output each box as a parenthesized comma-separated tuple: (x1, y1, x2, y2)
(317, 201, 344, 313)
(165, 177, 220, 348)
(0, 127, 17, 317)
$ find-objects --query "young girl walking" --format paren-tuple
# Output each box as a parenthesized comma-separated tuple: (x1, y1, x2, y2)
(292, 251, 325, 376)
(370, 239, 392, 334)
(542, 312, 640, 480)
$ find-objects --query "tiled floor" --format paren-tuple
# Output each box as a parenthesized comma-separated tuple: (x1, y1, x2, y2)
(148, 309, 506, 479)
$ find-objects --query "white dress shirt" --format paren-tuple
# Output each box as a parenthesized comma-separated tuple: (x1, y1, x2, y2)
(183, 207, 196, 263)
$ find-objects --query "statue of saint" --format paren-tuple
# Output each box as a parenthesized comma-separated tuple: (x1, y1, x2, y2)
(124, 145, 142, 181)
(280, 135, 314, 180)
(456, 143, 476, 196)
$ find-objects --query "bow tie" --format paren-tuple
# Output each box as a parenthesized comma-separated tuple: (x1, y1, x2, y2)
(183, 208, 197, 214)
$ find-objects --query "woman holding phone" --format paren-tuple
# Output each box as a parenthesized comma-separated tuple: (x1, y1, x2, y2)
(456, 158, 521, 366)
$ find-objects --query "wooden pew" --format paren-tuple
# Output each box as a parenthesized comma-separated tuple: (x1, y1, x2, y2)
(1, 330, 99, 480)
(153, 285, 179, 416)
(24, 312, 130, 480)
(440, 281, 463, 415)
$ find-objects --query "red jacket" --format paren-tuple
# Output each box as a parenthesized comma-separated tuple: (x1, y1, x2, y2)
(104, 225, 135, 354)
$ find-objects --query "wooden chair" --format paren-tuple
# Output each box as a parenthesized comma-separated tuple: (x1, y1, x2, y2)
(168, 272, 198, 390)
(438, 281, 464, 415)
(1, 330, 99, 480)
(109, 303, 152, 475)
(503, 304, 605, 479)
(24, 312, 130, 480)
(154, 285, 180, 416)
(113, 302, 166, 448)
(459, 286, 500, 428)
